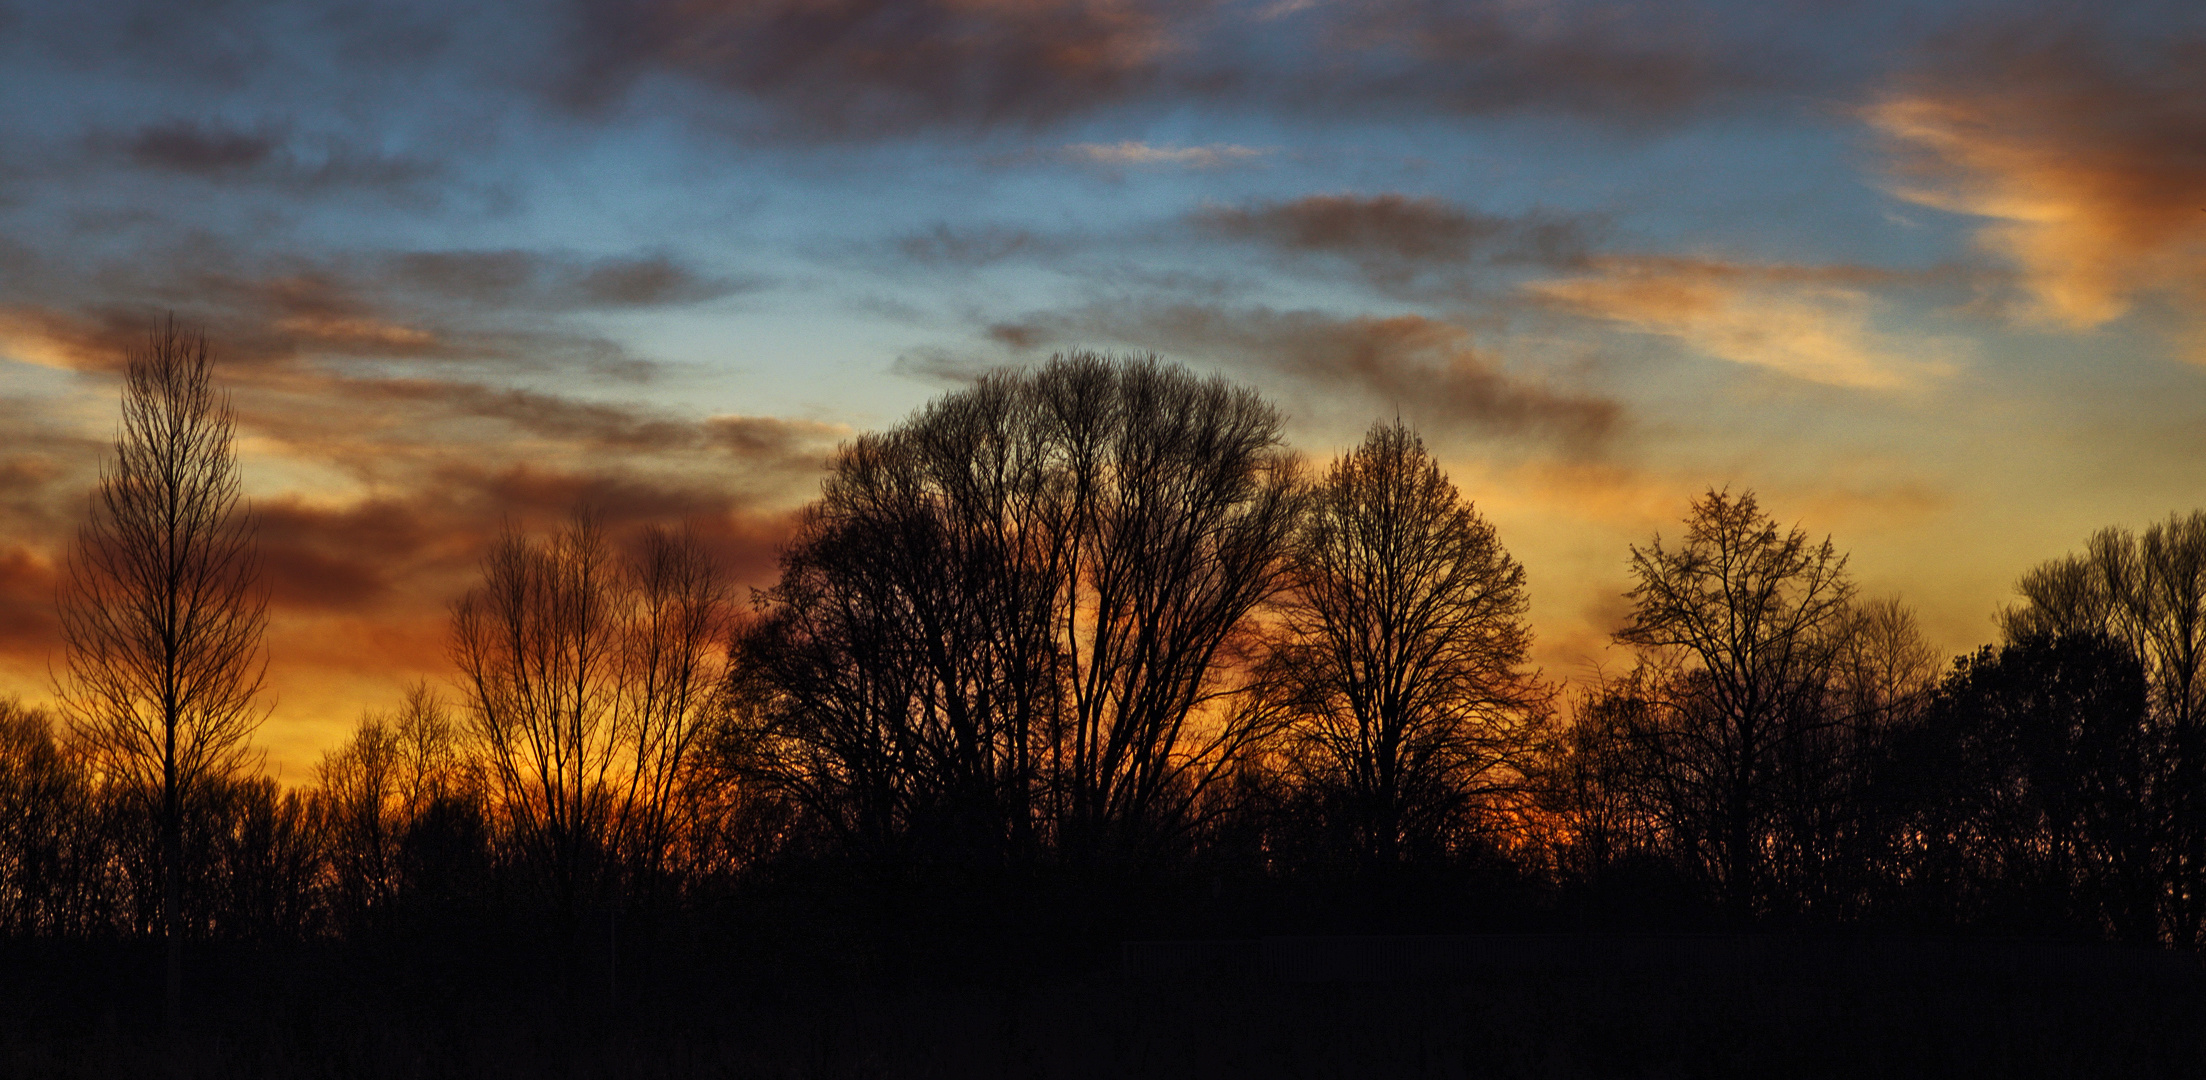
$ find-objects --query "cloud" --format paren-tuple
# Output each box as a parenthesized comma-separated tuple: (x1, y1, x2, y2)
(1058, 141, 1269, 168)
(101, 118, 445, 198)
(895, 224, 1067, 267)
(124, 119, 283, 173)
(703, 415, 849, 471)
(1308, 0, 1780, 124)
(0, 547, 57, 656)
(566, 0, 1184, 135)
(1866, 27, 2206, 330)
(990, 302, 1620, 451)
(1193, 193, 1598, 284)
(1525, 257, 1963, 390)
(0, 242, 748, 386)
(555, 0, 1804, 137)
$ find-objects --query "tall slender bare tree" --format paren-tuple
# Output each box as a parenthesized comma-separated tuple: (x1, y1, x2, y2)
(57, 318, 266, 1034)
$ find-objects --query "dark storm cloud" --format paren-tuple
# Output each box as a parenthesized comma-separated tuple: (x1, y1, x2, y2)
(989, 302, 1620, 451)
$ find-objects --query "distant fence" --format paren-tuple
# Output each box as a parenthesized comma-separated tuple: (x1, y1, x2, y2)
(1120, 934, 2205, 982)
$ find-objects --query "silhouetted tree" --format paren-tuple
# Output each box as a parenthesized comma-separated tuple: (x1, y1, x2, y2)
(56, 319, 266, 1032)
(1269, 420, 1545, 867)
(453, 511, 625, 913)
(0, 698, 110, 938)
(452, 512, 732, 916)
(615, 526, 734, 897)
(315, 682, 470, 934)
(1813, 596, 1941, 916)
(1885, 633, 2158, 940)
(2001, 513, 2206, 942)
(1612, 489, 1854, 916)
(737, 353, 1300, 867)
(1039, 356, 1302, 861)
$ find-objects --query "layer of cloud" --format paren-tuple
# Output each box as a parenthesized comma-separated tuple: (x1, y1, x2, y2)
(1867, 27, 2206, 330)
(558, 0, 1809, 137)
(1194, 193, 1598, 284)
(988, 302, 1620, 451)
(0, 243, 750, 383)
(567, 0, 1184, 134)
(100, 118, 446, 198)
(1526, 257, 1964, 390)
(1313, 0, 1778, 123)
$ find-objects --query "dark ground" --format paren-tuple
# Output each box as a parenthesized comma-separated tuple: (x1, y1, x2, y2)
(1, 928, 2200, 1079)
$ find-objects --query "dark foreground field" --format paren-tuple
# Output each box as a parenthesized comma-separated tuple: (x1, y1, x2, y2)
(1, 932, 2200, 1079)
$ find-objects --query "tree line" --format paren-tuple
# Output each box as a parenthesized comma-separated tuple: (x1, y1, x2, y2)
(4, 327, 2204, 995)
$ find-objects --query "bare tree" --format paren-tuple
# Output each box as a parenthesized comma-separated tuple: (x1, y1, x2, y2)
(316, 711, 402, 928)
(56, 319, 266, 1033)
(1037, 356, 1303, 860)
(615, 526, 732, 892)
(736, 373, 1073, 864)
(1272, 420, 1546, 866)
(452, 511, 625, 910)
(453, 512, 732, 910)
(1834, 597, 1940, 728)
(1613, 489, 1853, 915)
(736, 353, 1300, 865)
(0, 698, 105, 939)
(314, 682, 465, 932)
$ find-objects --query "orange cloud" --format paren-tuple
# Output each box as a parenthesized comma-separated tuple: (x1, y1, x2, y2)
(1526, 257, 1964, 390)
(1866, 31, 2206, 330)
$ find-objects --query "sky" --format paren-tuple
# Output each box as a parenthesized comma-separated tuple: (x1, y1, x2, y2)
(2, 0, 2203, 778)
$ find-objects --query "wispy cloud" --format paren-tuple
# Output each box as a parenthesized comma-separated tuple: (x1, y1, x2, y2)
(1192, 193, 1597, 285)
(1058, 141, 1272, 169)
(1527, 257, 1965, 391)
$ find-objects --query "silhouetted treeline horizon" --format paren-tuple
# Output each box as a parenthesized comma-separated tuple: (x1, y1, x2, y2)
(6, 346, 2206, 969)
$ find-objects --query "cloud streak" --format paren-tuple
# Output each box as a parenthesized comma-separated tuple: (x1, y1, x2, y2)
(1194, 193, 1598, 285)
(990, 301, 1621, 451)
(1526, 257, 1963, 390)
(1060, 141, 1270, 169)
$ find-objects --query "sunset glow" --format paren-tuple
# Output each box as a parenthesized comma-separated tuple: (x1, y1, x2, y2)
(2, 0, 2202, 778)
